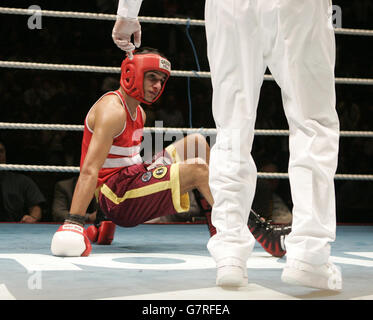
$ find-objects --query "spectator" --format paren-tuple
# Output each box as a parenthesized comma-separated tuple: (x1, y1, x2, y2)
(0, 140, 46, 223)
(52, 176, 97, 223)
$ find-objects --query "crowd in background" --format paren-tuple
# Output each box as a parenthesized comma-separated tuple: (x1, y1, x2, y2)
(0, 0, 372, 223)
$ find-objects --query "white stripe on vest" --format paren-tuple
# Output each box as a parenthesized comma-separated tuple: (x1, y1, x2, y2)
(109, 145, 141, 156)
(102, 153, 143, 168)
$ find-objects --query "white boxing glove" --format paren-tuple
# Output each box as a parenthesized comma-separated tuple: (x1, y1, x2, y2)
(51, 224, 92, 257)
(112, 17, 141, 58)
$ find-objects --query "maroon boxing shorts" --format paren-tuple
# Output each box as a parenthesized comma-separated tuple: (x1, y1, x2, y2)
(97, 145, 190, 227)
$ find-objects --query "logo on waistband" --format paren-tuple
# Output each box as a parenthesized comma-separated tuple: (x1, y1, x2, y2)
(141, 171, 152, 182)
(152, 166, 168, 179)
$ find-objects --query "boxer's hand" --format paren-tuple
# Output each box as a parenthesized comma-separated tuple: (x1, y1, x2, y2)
(20, 215, 37, 223)
(51, 224, 92, 256)
(112, 16, 141, 58)
(86, 221, 116, 245)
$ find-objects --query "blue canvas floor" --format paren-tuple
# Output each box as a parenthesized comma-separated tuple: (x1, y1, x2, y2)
(0, 223, 373, 300)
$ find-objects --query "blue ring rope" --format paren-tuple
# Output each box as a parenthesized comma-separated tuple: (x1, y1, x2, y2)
(185, 18, 201, 129)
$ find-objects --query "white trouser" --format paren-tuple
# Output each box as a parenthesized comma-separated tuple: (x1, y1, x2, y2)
(205, 0, 339, 267)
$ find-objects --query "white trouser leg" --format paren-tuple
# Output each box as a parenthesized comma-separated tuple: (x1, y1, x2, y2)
(205, 0, 266, 265)
(267, 0, 339, 265)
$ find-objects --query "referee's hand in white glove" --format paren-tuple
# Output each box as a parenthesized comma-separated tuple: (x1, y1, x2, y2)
(112, 16, 141, 59)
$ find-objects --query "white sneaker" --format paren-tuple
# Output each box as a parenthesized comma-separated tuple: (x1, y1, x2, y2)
(281, 258, 342, 291)
(216, 265, 248, 287)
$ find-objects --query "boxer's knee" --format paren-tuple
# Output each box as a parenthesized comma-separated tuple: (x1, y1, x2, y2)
(193, 159, 209, 184)
(190, 133, 209, 157)
(183, 156, 208, 168)
(189, 133, 208, 148)
(179, 159, 209, 192)
(180, 134, 208, 160)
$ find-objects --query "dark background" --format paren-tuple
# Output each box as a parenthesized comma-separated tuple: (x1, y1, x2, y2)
(0, 0, 372, 223)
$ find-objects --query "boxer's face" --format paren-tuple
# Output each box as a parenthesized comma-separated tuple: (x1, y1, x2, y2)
(143, 71, 167, 102)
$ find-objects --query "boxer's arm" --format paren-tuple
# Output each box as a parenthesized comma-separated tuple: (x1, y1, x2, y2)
(69, 100, 126, 219)
(139, 106, 146, 125)
(51, 98, 125, 257)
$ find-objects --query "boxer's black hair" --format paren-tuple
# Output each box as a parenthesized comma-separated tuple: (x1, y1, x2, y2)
(133, 47, 168, 60)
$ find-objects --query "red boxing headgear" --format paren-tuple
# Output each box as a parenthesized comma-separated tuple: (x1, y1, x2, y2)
(120, 53, 171, 105)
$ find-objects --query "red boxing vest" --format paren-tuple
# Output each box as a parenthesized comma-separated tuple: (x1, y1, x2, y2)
(80, 90, 144, 187)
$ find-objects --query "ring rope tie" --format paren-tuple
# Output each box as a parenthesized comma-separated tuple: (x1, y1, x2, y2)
(185, 18, 202, 128)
